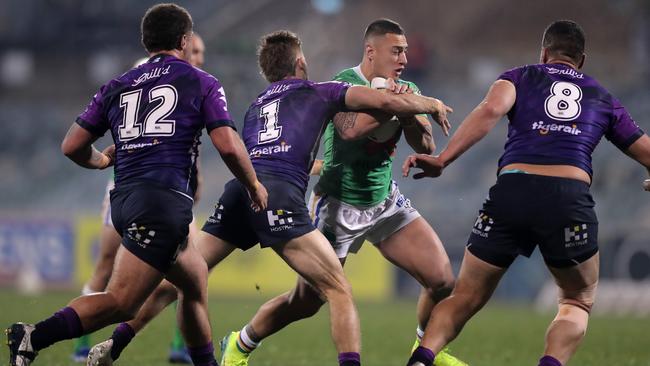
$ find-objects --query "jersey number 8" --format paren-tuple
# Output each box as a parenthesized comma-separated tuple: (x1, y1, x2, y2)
(544, 81, 582, 121)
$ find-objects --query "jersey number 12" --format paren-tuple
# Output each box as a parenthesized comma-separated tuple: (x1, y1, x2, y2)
(118, 84, 178, 141)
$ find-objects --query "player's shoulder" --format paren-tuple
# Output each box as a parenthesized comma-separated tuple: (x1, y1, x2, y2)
(333, 68, 366, 85)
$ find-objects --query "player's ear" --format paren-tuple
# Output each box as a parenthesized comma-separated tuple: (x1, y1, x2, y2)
(365, 42, 374, 61)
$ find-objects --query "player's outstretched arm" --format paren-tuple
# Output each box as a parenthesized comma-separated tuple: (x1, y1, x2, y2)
(344, 85, 453, 126)
(209, 126, 268, 211)
(437, 79, 515, 167)
(623, 134, 650, 190)
(61, 123, 114, 169)
(402, 79, 515, 180)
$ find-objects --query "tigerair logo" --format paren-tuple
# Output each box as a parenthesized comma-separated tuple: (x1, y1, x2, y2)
(564, 224, 588, 248)
(472, 213, 493, 238)
(126, 223, 156, 248)
(532, 121, 582, 136)
(267, 209, 294, 232)
(250, 142, 292, 157)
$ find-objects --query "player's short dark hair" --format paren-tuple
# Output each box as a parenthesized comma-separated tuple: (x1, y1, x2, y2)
(258, 30, 302, 83)
(141, 3, 193, 53)
(542, 20, 585, 64)
(364, 18, 405, 40)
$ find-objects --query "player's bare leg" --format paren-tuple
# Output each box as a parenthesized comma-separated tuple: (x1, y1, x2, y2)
(91, 232, 237, 363)
(273, 230, 360, 360)
(409, 249, 505, 366)
(377, 218, 454, 332)
(72, 224, 121, 362)
(539, 253, 598, 366)
(85, 225, 121, 293)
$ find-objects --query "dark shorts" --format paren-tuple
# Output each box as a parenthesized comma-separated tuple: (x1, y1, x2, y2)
(110, 182, 192, 273)
(202, 174, 315, 249)
(467, 173, 598, 268)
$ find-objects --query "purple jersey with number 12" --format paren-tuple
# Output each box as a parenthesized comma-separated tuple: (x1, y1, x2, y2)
(498, 63, 643, 177)
(242, 78, 349, 190)
(76, 54, 235, 197)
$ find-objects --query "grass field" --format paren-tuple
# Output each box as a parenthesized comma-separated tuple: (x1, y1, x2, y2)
(0, 290, 648, 365)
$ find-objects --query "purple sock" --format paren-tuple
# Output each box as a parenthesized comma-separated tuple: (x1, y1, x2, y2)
(31, 307, 83, 351)
(188, 342, 217, 366)
(338, 351, 361, 366)
(109, 323, 135, 361)
(407, 346, 435, 366)
(539, 355, 562, 366)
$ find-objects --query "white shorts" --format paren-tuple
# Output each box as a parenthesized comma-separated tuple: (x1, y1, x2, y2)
(309, 181, 420, 258)
(100, 178, 115, 227)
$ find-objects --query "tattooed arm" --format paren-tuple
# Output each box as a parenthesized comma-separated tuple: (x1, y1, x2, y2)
(332, 110, 393, 141)
(61, 123, 114, 169)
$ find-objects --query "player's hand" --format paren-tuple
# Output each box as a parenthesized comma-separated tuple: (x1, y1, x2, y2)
(402, 154, 445, 179)
(248, 181, 268, 212)
(98, 144, 116, 169)
(643, 179, 650, 191)
(429, 98, 452, 136)
(310, 159, 324, 176)
(384, 78, 410, 94)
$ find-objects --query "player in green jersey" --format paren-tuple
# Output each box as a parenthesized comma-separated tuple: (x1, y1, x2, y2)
(220, 19, 466, 366)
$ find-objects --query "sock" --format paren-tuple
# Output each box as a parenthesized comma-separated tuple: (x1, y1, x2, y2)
(188, 342, 218, 366)
(73, 285, 99, 352)
(538, 355, 562, 366)
(109, 323, 135, 361)
(408, 346, 435, 366)
(237, 325, 260, 352)
(416, 326, 424, 341)
(170, 302, 185, 350)
(31, 307, 84, 351)
(338, 351, 360, 366)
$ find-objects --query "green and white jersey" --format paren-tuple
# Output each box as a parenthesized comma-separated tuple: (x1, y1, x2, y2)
(317, 66, 421, 206)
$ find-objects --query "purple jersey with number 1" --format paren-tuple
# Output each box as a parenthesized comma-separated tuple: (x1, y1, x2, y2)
(242, 78, 349, 190)
(77, 54, 235, 197)
(497, 63, 643, 177)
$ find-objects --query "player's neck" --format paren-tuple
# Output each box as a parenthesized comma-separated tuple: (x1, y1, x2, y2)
(545, 59, 578, 70)
(359, 60, 375, 82)
(150, 49, 185, 61)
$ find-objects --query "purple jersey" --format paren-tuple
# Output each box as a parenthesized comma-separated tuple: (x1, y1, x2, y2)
(497, 63, 643, 177)
(77, 54, 234, 196)
(242, 79, 349, 190)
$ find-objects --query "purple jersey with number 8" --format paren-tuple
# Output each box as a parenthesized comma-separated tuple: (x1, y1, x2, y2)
(242, 78, 349, 190)
(76, 54, 235, 196)
(497, 63, 643, 177)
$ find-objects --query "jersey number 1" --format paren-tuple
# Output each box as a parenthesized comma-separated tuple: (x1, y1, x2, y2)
(118, 84, 178, 141)
(258, 100, 282, 144)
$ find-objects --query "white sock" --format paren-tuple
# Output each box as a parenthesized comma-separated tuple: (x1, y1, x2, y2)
(416, 326, 425, 341)
(238, 325, 260, 351)
(81, 284, 100, 296)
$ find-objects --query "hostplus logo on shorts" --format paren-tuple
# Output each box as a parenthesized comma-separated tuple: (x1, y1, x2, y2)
(564, 224, 588, 248)
(127, 223, 156, 248)
(267, 209, 294, 232)
(206, 203, 224, 224)
(472, 213, 493, 238)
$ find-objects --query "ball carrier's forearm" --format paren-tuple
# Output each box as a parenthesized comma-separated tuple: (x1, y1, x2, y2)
(401, 115, 435, 154)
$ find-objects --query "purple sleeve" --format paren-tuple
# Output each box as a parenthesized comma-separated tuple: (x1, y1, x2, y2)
(606, 98, 643, 150)
(316, 81, 350, 111)
(203, 78, 236, 133)
(76, 84, 110, 136)
(497, 67, 523, 86)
